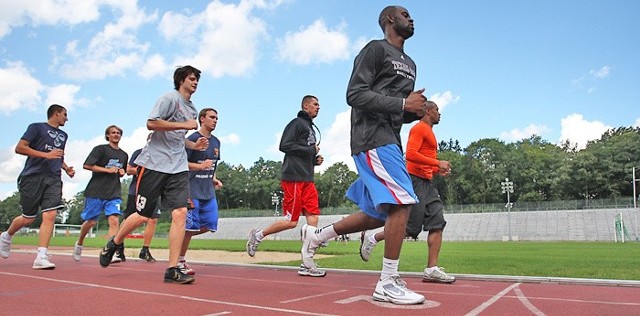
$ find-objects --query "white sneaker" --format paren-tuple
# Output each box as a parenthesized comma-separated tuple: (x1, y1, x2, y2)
(0, 232, 11, 259)
(423, 266, 455, 283)
(33, 254, 56, 270)
(373, 275, 425, 305)
(297, 264, 326, 277)
(73, 241, 82, 262)
(359, 231, 377, 262)
(246, 228, 260, 257)
(300, 224, 321, 269)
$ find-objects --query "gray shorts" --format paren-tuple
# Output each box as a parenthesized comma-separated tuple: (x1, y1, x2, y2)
(405, 175, 446, 239)
(18, 173, 64, 218)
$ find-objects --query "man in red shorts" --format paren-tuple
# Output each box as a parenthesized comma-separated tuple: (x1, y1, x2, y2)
(246, 95, 326, 277)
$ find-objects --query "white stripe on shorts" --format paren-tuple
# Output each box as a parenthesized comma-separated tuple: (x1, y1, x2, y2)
(368, 148, 416, 205)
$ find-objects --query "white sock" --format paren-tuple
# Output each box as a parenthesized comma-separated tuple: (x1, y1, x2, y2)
(179, 256, 185, 262)
(368, 234, 378, 244)
(37, 247, 48, 257)
(1, 231, 11, 241)
(256, 230, 264, 241)
(380, 257, 399, 280)
(316, 224, 338, 242)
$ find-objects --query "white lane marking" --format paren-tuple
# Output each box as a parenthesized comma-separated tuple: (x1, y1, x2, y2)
(514, 286, 546, 316)
(281, 290, 348, 303)
(0, 272, 337, 316)
(465, 282, 521, 316)
(336, 295, 441, 309)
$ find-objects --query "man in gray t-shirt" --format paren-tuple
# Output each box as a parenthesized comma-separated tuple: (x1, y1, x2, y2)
(98, 66, 208, 285)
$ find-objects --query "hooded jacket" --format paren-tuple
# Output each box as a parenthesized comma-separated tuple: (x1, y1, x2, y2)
(279, 110, 318, 182)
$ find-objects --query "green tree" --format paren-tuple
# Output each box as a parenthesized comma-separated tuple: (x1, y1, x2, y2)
(316, 162, 357, 207)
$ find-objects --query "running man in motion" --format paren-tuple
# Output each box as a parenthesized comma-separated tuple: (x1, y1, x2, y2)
(1, 104, 75, 269)
(300, 6, 428, 304)
(98, 65, 208, 284)
(179, 107, 223, 276)
(246, 95, 325, 277)
(73, 125, 128, 263)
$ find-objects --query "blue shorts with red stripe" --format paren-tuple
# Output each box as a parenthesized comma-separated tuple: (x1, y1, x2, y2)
(346, 144, 418, 221)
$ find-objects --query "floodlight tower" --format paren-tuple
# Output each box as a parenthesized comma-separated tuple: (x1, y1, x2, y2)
(634, 167, 639, 240)
(501, 178, 514, 241)
(271, 192, 280, 217)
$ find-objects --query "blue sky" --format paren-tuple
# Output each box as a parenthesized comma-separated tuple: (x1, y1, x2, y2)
(1, 0, 639, 200)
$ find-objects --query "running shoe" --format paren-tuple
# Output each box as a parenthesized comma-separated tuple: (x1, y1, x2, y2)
(423, 266, 455, 283)
(359, 231, 377, 262)
(178, 260, 195, 275)
(73, 241, 82, 262)
(115, 243, 126, 262)
(0, 232, 11, 259)
(297, 264, 326, 277)
(164, 266, 195, 284)
(33, 253, 56, 270)
(300, 224, 321, 269)
(373, 275, 425, 305)
(139, 248, 156, 262)
(99, 237, 117, 267)
(246, 228, 260, 257)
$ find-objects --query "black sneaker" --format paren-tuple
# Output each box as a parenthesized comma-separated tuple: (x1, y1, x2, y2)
(139, 248, 156, 262)
(99, 237, 118, 268)
(116, 243, 126, 262)
(164, 266, 195, 284)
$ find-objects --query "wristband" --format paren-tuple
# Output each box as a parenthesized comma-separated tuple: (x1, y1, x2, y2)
(402, 98, 406, 111)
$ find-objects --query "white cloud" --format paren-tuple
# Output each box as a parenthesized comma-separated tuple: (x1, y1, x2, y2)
(0, 61, 44, 114)
(500, 124, 550, 142)
(0, 61, 86, 115)
(590, 65, 610, 79)
(319, 109, 355, 172)
(219, 133, 240, 146)
(160, 1, 271, 78)
(276, 19, 351, 65)
(0, 0, 103, 38)
(634, 118, 640, 128)
(0, 146, 24, 183)
(139, 54, 169, 79)
(45, 84, 81, 110)
(559, 113, 611, 149)
(429, 90, 459, 112)
(571, 65, 611, 94)
(57, 2, 157, 80)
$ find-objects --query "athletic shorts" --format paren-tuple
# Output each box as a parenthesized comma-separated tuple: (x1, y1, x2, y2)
(81, 197, 122, 221)
(346, 144, 418, 221)
(133, 168, 189, 218)
(123, 194, 160, 219)
(405, 175, 446, 239)
(17, 173, 64, 218)
(281, 181, 320, 222)
(186, 198, 219, 232)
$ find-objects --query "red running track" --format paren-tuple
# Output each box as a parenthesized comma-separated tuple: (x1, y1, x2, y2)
(1, 251, 639, 315)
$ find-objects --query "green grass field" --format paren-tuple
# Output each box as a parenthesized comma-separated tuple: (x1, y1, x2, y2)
(11, 235, 640, 281)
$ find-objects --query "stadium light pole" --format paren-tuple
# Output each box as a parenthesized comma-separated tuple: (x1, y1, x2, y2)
(271, 192, 280, 217)
(633, 167, 639, 240)
(501, 178, 514, 241)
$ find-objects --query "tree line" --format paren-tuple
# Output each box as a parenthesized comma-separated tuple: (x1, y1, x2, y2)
(1, 126, 638, 229)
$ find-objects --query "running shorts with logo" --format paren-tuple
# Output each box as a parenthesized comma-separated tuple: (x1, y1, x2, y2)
(17, 173, 64, 218)
(186, 198, 219, 232)
(134, 168, 189, 218)
(81, 197, 122, 221)
(346, 144, 418, 221)
(281, 181, 320, 222)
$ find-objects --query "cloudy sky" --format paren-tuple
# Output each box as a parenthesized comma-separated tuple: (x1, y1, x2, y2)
(1, 0, 639, 200)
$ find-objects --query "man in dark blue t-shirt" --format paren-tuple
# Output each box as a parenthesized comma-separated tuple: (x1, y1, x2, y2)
(178, 108, 222, 275)
(0, 104, 76, 270)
